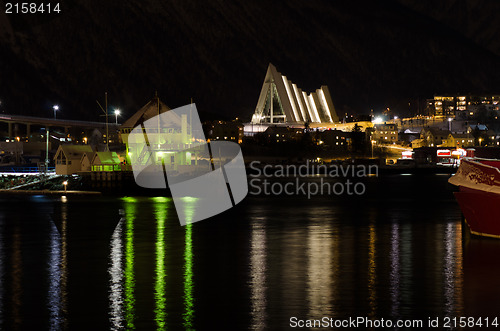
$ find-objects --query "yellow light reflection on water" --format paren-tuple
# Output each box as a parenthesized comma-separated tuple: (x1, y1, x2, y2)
(250, 220, 267, 330)
(368, 224, 377, 318)
(153, 197, 168, 330)
(307, 222, 335, 319)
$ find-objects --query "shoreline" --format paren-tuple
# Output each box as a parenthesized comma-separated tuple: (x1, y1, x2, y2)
(0, 189, 101, 196)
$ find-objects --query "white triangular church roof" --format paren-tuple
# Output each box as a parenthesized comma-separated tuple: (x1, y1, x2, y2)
(252, 63, 339, 124)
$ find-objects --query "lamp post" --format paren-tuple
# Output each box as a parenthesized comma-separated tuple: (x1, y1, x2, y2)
(45, 127, 49, 173)
(114, 109, 120, 124)
(53, 105, 59, 119)
(63, 180, 68, 193)
(448, 118, 452, 132)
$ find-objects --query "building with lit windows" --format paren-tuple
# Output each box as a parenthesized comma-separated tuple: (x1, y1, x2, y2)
(203, 120, 244, 144)
(444, 133, 474, 148)
(251, 64, 339, 125)
(372, 123, 398, 143)
(121, 95, 203, 172)
(263, 126, 303, 143)
(426, 95, 500, 118)
(420, 127, 451, 147)
(317, 129, 349, 149)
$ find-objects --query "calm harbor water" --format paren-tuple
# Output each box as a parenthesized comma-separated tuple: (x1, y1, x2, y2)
(1, 174, 500, 330)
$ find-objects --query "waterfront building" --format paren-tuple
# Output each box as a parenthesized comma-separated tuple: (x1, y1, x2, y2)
(90, 152, 123, 172)
(54, 145, 93, 175)
(121, 95, 203, 172)
(250, 64, 339, 125)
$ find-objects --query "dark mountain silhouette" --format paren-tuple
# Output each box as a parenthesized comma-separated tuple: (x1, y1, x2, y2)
(0, 0, 499, 122)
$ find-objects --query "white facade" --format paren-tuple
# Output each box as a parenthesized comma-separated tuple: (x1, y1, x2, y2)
(251, 64, 339, 124)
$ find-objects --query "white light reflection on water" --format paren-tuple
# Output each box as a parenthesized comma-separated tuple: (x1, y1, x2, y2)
(307, 222, 335, 320)
(443, 221, 464, 318)
(108, 219, 124, 330)
(48, 196, 68, 331)
(109, 197, 138, 330)
(47, 221, 62, 330)
(249, 219, 267, 331)
(399, 222, 413, 316)
(454, 222, 464, 316)
(61, 197, 68, 329)
(389, 222, 401, 319)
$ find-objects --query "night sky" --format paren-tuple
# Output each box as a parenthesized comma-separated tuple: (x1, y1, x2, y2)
(0, 0, 499, 122)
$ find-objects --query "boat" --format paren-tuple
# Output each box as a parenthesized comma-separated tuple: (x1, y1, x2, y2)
(449, 158, 500, 238)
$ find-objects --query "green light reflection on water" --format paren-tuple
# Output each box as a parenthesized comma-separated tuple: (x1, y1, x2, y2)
(153, 197, 169, 330)
(122, 197, 137, 330)
(183, 198, 196, 330)
(120, 196, 195, 330)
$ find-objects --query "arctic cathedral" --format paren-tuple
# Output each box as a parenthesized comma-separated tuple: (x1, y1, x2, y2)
(251, 63, 339, 125)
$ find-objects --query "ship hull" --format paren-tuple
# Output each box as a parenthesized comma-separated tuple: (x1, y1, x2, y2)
(449, 158, 500, 238)
(454, 186, 500, 238)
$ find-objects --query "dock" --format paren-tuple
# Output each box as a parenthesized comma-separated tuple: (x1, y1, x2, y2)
(0, 189, 101, 196)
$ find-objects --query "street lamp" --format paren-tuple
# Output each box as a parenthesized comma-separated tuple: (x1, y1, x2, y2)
(53, 105, 59, 119)
(448, 117, 452, 131)
(62, 180, 68, 193)
(114, 109, 120, 124)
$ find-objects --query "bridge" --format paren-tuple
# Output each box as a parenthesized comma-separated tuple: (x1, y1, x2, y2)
(0, 114, 120, 140)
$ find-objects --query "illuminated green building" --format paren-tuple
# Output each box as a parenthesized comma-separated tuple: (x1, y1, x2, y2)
(120, 95, 203, 172)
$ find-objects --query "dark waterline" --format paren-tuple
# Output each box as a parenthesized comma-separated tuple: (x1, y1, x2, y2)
(1, 174, 500, 330)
